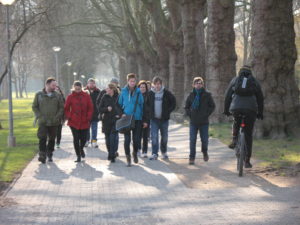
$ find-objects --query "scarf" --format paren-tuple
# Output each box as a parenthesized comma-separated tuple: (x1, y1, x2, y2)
(192, 88, 204, 109)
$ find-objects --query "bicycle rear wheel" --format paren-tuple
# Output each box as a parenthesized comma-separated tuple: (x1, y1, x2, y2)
(238, 133, 246, 177)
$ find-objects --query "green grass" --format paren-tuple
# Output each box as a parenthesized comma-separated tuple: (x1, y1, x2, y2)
(0, 97, 38, 182)
(209, 122, 300, 169)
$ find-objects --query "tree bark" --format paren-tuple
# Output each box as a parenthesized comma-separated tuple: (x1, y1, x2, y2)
(118, 56, 126, 86)
(251, 0, 300, 138)
(206, 0, 237, 122)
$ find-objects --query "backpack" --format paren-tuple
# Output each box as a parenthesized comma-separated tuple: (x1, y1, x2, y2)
(233, 74, 257, 96)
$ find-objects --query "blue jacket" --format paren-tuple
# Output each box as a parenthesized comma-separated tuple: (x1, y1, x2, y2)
(118, 86, 144, 121)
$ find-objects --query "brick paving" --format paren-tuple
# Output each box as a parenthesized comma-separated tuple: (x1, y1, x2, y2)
(0, 123, 299, 225)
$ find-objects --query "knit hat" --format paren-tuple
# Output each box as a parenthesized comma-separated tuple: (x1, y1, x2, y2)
(110, 78, 119, 84)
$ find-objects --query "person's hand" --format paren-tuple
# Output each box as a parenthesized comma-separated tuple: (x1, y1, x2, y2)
(143, 123, 148, 128)
(122, 114, 126, 118)
(107, 106, 112, 112)
(257, 113, 263, 120)
(223, 111, 231, 117)
(115, 115, 120, 119)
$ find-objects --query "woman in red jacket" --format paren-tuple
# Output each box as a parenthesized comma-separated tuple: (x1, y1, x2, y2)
(64, 81, 94, 162)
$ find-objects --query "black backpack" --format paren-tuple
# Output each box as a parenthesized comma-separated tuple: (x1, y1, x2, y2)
(233, 74, 257, 96)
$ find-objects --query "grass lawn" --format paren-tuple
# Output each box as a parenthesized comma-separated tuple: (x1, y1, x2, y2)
(0, 97, 38, 182)
(209, 122, 300, 169)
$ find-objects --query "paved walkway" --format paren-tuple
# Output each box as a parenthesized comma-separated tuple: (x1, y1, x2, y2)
(0, 123, 299, 225)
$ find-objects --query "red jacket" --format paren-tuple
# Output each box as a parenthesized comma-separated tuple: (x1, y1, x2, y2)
(64, 91, 94, 130)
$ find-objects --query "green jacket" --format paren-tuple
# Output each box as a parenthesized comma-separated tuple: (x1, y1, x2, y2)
(32, 89, 64, 126)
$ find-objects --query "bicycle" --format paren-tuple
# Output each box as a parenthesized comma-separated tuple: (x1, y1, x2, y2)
(235, 114, 247, 177)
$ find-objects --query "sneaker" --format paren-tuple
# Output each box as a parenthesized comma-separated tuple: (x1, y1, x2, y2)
(161, 153, 169, 160)
(203, 152, 209, 162)
(56, 144, 60, 149)
(38, 156, 46, 164)
(142, 153, 148, 158)
(149, 154, 158, 160)
(245, 161, 253, 168)
(189, 159, 195, 165)
(92, 140, 98, 148)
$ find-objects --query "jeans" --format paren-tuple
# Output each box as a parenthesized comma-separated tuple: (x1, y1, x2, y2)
(189, 124, 209, 159)
(105, 131, 119, 158)
(56, 124, 63, 145)
(87, 121, 98, 142)
(150, 119, 169, 156)
(124, 120, 142, 156)
(70, 127, 88, 157)
(37, 125, 58, 159)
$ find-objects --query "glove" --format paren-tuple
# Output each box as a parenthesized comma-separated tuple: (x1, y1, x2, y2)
(223, 111, 231, 117)
(257, 113, 263, 120)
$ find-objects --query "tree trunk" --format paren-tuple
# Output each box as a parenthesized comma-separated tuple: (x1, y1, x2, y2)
(251, 0, 300, 138)
(118, 56, 126, 86)
(206, 0, 237, 122)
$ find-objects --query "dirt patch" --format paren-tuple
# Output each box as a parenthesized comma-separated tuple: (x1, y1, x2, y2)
(0, 182, 10, 196)
(0, 182, 17, 207)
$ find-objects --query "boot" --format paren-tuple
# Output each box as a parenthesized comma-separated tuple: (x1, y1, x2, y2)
(245, 158, 252, 168)
(228, 136, 237, 149)
(189, 158, 195, 165)
(203, 152, 209, 162)
(126, 155, 131, 167)
(38, 152, 46, 164)
(81, 149, 85, 158)
(75, 156, 81, 163)
(132, 152, 138, 164)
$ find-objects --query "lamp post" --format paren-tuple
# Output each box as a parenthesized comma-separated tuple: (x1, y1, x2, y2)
(66, 61, 72, 92)
(52, 46, 61, 83)
(1, 0, 16, 147)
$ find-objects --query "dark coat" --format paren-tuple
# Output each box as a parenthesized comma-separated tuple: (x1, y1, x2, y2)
(148, 88, 176, 120)
(142, 91, 150, 124)
(99, 93, 122, 133)
(64, 91, 94, 130)
(224, 72, 264, 115)
(185, 89, 216, 126)
(85, 87, 101, 121)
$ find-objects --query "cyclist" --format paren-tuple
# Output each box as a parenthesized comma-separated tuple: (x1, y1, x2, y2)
(224, 65, 264, 168)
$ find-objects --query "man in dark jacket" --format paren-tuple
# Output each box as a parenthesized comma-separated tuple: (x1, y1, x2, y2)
(185, 77, 215, 164)
(85, 78, 101, 148)
(148, 76, 176, 160)
(224, 65, 264, 168)
(32, 77, 64, 163)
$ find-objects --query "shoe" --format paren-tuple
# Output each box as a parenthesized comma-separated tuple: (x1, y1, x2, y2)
(84, 141, 89, 147)
(228, 137, 237, 149)
(56, 144, 60, 149)
(149, 154, 158, 160)
(115, 152, 119, 158)
(81, 150, 85, 158)
(245, 161, 253, 168)
(38, 156, 46, 164)
(107, 155, 112, 161)
(48, 156, 53, 162)
(189, 159, 195, 165)
(133, 152, 138, 163)
(126, 155, 131, 167)
(142, 153, 148, 158)
(203, 152, 209, 162)
(161, 153, 169, 160)
(75, 156, 81, 162)
(92, 140, 98, 148)
(111, 157, 115, 163)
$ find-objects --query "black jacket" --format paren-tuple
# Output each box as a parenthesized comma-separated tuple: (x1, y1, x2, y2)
(142, 91, 150, 124)
(99, 93, 122, 133)
(224, 71, 264, 115)
(148, 88, 176, 120)
(185, 89, 216, 126)
(85, 87, 101, 121)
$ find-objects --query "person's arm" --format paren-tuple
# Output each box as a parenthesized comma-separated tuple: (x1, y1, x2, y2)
(99, 96, 109, 113)
(207, 93, 216, 116)
(184, 94, 192, 117)
(255, 81, 264, 119)
(87, 95, 94, 121)
(224, 78, 236, 115)
(168, 90, 176, 112)
(64, 95, 72, 120)
(32, 93, 41, 118)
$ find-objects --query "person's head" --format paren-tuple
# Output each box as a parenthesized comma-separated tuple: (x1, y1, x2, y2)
(239, 65, 252, 77)
(152, 76, 163, 91)
(138, 80, 148, 94)
(146, 81, 151, 90)
(73, 81, 82, 93)
(110, 77, 119, 86)
(106, 83, 118, 96)
(45, 77, 57, 92)
(127, 73, 137, 89)
(87, 78, 96, 89)
(193, 77, 204, 90)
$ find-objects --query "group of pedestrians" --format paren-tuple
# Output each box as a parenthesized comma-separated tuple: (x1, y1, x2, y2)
(32, 65, 264, 168)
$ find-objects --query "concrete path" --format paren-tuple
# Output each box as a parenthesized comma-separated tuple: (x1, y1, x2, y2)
(0, 123, 299, 225)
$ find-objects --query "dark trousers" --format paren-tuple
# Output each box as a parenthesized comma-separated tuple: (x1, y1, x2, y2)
(189, 124, 209, 159)
(124, 120, 142, 156)
(37, 125, 58, 159)
(150, 119, 169, 155)
(105, 131, 119, 158)
(70, 127, 88, 157)
(232, 111, 256, 160)
(139, 126, 150, 153)
(56, 124, 63, 145)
